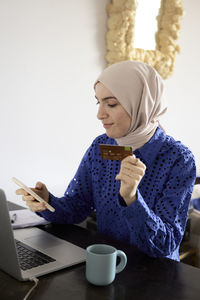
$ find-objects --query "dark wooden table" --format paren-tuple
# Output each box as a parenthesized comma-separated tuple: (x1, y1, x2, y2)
(1, 202, 200, 300)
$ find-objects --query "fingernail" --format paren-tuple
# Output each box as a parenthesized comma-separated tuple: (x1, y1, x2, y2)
(134, 158, 139, 165)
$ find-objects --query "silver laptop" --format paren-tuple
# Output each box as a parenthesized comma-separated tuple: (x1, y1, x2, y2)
(0, 189, 86, 281)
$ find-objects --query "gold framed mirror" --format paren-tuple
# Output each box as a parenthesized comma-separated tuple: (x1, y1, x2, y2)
(106, 0, 184, 79)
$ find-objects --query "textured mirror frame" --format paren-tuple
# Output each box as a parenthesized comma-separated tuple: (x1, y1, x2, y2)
(106, 0, 184, 79)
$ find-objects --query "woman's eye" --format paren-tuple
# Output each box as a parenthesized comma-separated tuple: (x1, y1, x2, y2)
(107, 104, 117, 108)
(95, 100, 117, 107)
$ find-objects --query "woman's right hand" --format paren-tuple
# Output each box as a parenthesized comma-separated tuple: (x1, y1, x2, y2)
(16, 181, 50, 212)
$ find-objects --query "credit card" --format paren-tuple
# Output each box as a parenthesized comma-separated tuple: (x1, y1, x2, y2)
(99, 144, 133, 160)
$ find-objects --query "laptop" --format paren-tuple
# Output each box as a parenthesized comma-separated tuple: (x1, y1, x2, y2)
(0, 189, 86, 281)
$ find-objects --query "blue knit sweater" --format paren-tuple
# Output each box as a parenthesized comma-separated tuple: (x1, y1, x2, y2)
(40, 127, 196, 261)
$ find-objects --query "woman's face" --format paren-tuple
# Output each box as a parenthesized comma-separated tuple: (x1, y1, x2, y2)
(95, 82, 131, 139)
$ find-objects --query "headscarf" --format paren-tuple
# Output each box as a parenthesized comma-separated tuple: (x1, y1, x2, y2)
(95, 60, 167, 150)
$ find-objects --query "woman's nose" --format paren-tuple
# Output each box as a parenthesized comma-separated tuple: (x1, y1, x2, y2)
(97, 104, 108, 120)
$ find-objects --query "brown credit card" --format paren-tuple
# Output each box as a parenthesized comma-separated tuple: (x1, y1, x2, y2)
(99, 144, 133, 160)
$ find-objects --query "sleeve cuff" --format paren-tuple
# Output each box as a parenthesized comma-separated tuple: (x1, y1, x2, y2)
(118, 194, 127, 207)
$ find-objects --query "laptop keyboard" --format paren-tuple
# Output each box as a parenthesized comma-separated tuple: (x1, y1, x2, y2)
(15, 239, 56, 271)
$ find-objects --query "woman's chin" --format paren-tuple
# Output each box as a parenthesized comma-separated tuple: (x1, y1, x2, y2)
(105, 131, 120, 139)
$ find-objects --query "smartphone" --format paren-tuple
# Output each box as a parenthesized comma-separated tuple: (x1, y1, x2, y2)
(12, 177, 55, 212)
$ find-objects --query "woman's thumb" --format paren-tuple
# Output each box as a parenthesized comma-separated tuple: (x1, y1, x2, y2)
(35, 181, 43, 189)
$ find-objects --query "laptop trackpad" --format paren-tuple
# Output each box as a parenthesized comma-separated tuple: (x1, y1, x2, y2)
(25, 234, 62, 250)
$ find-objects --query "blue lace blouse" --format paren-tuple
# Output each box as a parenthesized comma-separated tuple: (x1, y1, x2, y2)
(40, 127, 196, 261)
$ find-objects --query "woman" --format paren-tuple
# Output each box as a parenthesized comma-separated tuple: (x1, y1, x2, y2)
(17, 61, 196, 261)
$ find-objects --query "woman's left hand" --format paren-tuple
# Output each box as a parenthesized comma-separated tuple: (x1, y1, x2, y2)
(115, 155, 146, 206)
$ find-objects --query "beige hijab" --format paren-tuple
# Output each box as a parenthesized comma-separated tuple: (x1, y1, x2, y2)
(95, 60, 167, 150)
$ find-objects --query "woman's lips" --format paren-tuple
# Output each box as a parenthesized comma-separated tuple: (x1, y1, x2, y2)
(103, 123, 113, 129)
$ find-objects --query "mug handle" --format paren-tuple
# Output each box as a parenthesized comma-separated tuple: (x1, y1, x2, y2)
(116, 250, 127, 274)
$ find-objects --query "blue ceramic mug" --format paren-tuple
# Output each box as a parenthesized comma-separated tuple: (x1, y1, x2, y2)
(86, 244, 127, 286)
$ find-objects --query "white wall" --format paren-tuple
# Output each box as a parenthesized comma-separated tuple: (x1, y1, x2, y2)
(162, 0, 200, 175)
(0, 0, 200, 206)
(0, 0, 107, 205)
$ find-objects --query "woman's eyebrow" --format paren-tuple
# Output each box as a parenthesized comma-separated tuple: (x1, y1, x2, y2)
(95, 96, 117, 101)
